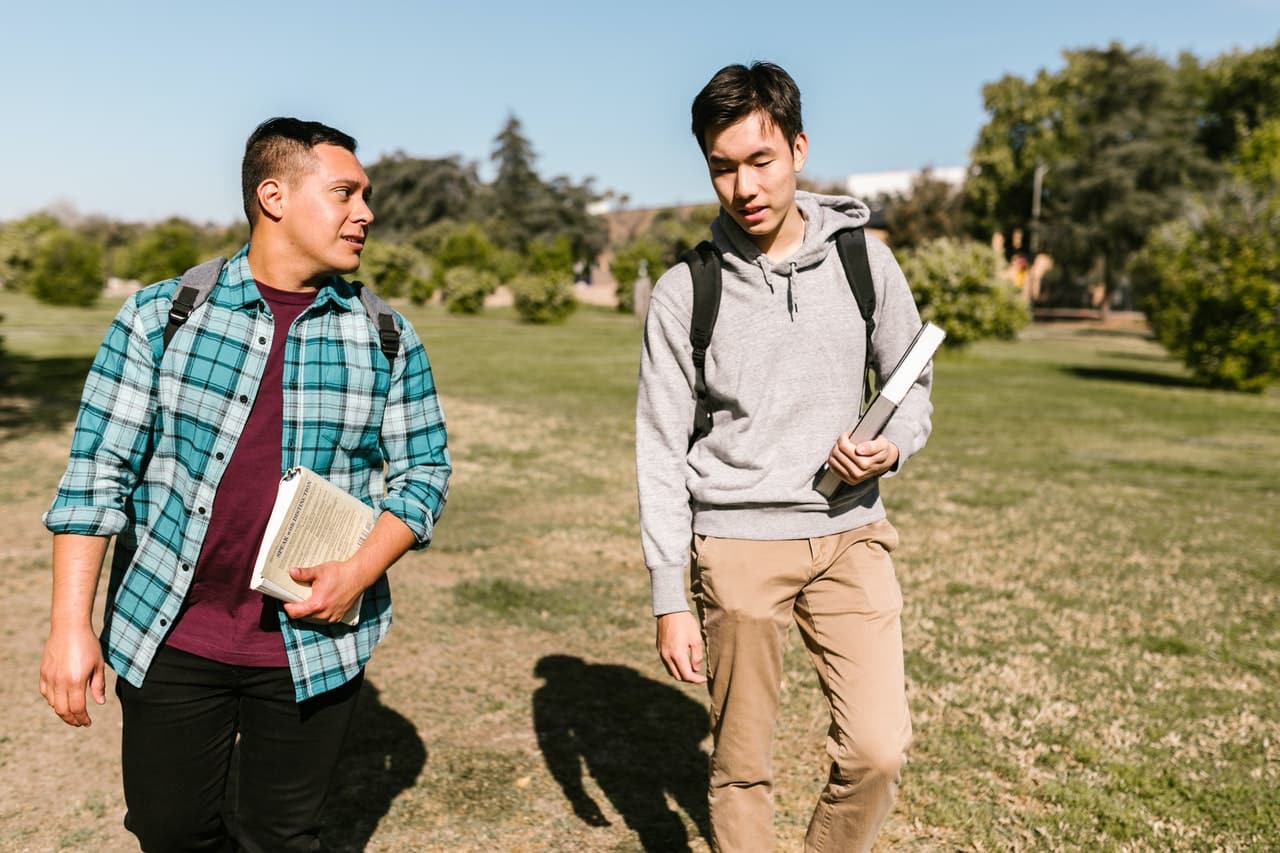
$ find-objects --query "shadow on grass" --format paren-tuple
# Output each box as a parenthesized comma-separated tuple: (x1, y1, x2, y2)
(534, 655, 711, 852)
(1062, 365, 1199, 389)
(324, 681, 428, 852)
(0, 352, 94, 434)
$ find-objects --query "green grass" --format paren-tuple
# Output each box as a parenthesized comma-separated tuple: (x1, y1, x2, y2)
(3, 289, 1278, 851)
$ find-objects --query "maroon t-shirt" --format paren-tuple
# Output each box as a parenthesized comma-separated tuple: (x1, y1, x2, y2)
(164, 282, 317, 667)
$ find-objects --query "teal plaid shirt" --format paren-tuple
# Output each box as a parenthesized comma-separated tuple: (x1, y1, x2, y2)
(44, 246, 451, 701)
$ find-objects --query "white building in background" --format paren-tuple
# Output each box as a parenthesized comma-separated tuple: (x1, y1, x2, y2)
(845, 166, 967, 200)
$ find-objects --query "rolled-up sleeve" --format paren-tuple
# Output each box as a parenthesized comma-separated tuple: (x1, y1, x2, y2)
(378, 319, 451, 547)
(44, 296, 158, 536)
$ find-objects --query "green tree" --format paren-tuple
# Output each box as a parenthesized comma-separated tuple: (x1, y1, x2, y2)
(1132, 183, 1280, 392)
(1197, 36, 1280, 163)
(490, 114, 546, 252)
(30, 227, 104, 307)
(1042, 44, 1221, 307)
(118, 218, 201, 283)
(365, 153, 483, 239)
(899, 238, 1029, 346)
(0, 213, 61, 291)
(883, 169, 969, 249)
(1232, 116, 1280, 188)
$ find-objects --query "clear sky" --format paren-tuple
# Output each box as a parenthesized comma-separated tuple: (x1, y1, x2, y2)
(5, 0, 1277, 225)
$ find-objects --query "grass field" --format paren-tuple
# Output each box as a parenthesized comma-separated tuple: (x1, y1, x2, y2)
(1, 290, 1276, 852)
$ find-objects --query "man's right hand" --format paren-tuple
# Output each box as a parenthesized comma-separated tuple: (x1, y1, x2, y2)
(39, 626, 106, 727)
(656, 610, 707, 684)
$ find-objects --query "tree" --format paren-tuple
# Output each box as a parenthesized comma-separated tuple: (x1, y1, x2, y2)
(1197, 36, 1280, 163)
(30, 227, 104, 307)
(882, 169, 968, 249)
(1042, 44, 1221, 307)
(967, 44, 1221, 307)
(117, 218, 201, 284)
(490, 114, 546, 252)
(365, 153, 483, 239)
(610, 238, 666, 314)
(509, 272, 576, 324)
(1132, 183, 1280, 392)
(0, 213, 61, 291)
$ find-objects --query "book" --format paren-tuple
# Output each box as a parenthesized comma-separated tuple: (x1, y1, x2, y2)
(815, 322, 946, 498)
(249, 466, 377, 627)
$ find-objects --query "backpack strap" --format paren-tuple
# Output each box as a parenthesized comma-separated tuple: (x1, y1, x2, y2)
(162, 259, 401, 372)
(682, 240, 721, 450)
(835, 227, 879, 410)
(355, 282, 401, 371)
(163, 257, 226, 350)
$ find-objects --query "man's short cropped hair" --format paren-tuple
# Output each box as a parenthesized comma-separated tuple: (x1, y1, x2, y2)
(241, 117, 358, 227)
(691, 62, 803, 157)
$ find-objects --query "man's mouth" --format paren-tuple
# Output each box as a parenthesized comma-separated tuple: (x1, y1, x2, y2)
(739, 206, 767, 224)
(342, 235, 365, 249)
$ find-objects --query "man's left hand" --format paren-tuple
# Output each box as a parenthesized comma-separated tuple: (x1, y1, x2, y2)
(284, 561, 366, 623)
(826, 435, 899, 486)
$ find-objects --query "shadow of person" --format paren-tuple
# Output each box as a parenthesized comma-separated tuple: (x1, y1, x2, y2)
(533, 655, 711, 852)
(322, 680, 428, 852)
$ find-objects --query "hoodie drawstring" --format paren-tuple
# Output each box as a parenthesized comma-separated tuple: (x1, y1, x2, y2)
(785, 262, 798, 320)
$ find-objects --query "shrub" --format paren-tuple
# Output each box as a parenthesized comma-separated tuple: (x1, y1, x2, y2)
(899, 237, 1029, 346)
(509, 273, 576, 324)
(610, 238, 666, 314)
(1133, 183, 1280, 392)
(358, 238, 430, 300)
(30, 228, 104, 307)
(443, 266, 498, 315)
(117, 218, 201, 284)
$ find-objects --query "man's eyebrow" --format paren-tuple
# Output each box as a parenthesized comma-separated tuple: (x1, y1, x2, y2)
(708, 147, 777, 165)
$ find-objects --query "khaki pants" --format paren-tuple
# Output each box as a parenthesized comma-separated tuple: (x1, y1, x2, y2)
(692, 519, 911, 853)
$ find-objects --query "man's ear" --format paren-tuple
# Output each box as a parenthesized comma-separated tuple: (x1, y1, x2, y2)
(792, 131, 809, 173)
(256, 178, 285, 223)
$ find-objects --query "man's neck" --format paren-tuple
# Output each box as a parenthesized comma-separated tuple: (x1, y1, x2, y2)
(753, 204, 806, 262)
(246, 240, 322, 293)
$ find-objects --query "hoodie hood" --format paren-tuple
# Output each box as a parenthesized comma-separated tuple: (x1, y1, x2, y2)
(710, 190, 871, 275)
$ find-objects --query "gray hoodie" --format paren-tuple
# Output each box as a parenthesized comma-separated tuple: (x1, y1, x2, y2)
(635, 191, 933, 615)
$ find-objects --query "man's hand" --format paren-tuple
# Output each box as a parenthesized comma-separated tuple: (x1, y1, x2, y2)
(39, 625, 106, 727)
(826, 434, 900, 486)
(284, 561, 366, 623)
(656, 611, 706, 684)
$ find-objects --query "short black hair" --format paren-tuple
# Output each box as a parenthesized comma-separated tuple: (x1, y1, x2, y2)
(241, 117, 357, 228)
(691, 62, 803, 157)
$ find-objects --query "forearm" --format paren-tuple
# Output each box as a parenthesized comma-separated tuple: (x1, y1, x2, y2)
(49, 533, 110, 631)
(348, 511, 417, 590)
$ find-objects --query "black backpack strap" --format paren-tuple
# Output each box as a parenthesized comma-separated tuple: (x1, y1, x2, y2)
(356, 282, 401, 371)
(682, 241, 721, 449)
(163, 257, 226, 351)
(835, 228, 879, 409)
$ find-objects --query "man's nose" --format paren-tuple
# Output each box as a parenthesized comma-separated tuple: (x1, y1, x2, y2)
(734, 166, 758, 200)
(354, 196, 374, 225)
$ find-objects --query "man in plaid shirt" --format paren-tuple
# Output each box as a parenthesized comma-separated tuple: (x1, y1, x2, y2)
(39, 117, 450, 852)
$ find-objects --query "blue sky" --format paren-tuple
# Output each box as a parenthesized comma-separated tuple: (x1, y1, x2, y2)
(5, 0, 1277, 224)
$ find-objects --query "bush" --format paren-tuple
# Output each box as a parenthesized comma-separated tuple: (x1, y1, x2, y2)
(30, 228, 104, 307)
(0, 213, 61, 291)
(117, 218, 201, 284)
(899, 237, 1029, 346)
(509, 273, 576, 324)
(443, 266, 498, 315)
(610, 238, 666, 314)
(1133, 184, 1280, 392)
(358, 238, 430, 300)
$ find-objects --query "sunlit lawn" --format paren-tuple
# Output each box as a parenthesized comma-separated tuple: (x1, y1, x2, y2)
(1, 289, 1276, 851)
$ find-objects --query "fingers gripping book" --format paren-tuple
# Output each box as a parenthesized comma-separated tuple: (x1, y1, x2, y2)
(249, 467, 378, 626)
(815, 322, 945, 498)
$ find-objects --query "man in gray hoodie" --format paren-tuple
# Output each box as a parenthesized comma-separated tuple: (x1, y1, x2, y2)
(635, 62, 933, 852)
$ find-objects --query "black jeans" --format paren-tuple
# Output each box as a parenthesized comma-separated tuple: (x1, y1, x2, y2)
(115, 645, 363, 853)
